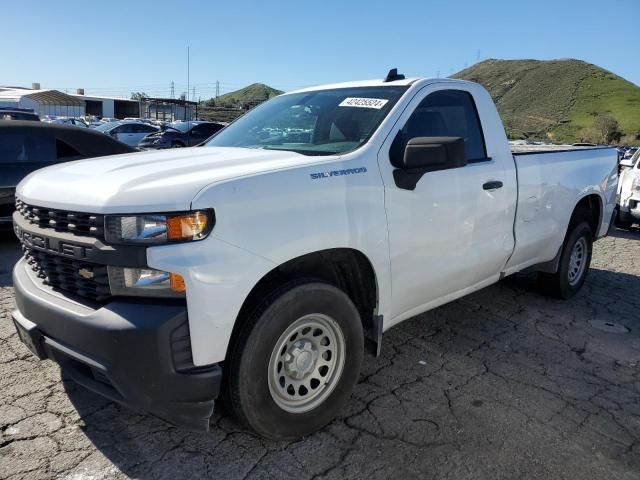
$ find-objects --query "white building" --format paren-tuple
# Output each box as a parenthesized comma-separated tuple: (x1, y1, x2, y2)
(0, 86, 84, 117)
(0, 84, 141, 119)
(70, 90, 141, 119)
(0, 84, 195, 120)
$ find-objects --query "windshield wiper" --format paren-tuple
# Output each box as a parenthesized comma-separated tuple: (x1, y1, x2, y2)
(261, 146, 333, 156)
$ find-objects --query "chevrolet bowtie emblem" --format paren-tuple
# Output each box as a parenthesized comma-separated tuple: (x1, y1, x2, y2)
(78, 268, 94, 279)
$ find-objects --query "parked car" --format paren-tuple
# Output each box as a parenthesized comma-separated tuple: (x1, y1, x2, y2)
(138, 121, 224, 149)
(617, 148, 640, 227)
(0, 107, 39, 121)
(10, 73, 617, 439)
(95, 121, 159, 147)
(619, 148, 640, 172)
(622, 147, 638, 160)
(50, 117, 89, 128)
(99, 117, 119, 124)
(0, 121, 135, 228)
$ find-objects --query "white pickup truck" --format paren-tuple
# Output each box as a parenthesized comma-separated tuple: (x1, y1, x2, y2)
(11, 70, 618, 440)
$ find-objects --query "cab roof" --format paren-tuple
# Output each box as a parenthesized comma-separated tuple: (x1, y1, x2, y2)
(287, 77, 474, 95)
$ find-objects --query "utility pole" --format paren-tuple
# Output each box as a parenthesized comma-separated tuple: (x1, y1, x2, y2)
(170, 81, 175, 99)
(192, 87, 196, 101)
(215, 80, 219, 98)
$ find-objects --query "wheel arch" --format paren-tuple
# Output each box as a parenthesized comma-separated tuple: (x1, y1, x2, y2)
(225, 248, 381, 361)
(533, 192, 603, 274)
(570, 192, 603, 239)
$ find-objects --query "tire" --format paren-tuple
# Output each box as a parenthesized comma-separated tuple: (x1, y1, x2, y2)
(171, 142, 185, 148)
(538, 221, 593, 299)
(224, 281, 364, 440)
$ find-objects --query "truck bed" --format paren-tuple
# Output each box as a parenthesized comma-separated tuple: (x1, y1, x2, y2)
(504, 146, 618, 275)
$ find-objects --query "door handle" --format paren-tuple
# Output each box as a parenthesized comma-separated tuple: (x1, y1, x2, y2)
(483, 180, 503, 190)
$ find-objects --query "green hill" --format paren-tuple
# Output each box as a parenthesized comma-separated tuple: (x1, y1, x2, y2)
(207, 83, 283, 108)
(452, 59, 640, 144)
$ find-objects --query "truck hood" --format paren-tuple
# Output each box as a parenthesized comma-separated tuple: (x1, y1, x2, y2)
(17, 146, 317, 213)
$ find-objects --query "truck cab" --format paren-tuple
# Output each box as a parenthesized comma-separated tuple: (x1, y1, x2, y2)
(11, 72, 617, 440)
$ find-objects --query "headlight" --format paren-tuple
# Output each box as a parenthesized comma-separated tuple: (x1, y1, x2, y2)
(108, 266, 186, 297)
(105, 210, 213, 245)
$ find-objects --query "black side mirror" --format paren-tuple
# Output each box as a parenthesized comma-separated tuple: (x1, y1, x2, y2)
(391, 136, 467, 190)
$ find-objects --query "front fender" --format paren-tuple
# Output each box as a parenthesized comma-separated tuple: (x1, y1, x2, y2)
(191, 150, 391, 339)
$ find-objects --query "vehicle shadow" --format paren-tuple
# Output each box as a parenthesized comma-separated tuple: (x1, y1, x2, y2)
(61, 265, 640, 479)
(610, 224, 640, 239)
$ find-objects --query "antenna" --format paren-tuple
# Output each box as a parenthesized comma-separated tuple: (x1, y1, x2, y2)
(383, 68, 405, 82)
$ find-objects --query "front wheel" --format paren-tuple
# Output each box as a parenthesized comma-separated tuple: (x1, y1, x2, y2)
(538, 221, 593, 299)
(224, 281, 363, 440)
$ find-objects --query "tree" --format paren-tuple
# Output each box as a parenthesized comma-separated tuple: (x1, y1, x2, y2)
(592, 114, 622, 144)
(130, 91, 148, 100)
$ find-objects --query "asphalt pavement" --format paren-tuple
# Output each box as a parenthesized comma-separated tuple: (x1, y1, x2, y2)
(1, 229, 639, 479)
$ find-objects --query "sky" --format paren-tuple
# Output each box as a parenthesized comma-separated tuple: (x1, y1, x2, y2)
(3, 0, 639, 99)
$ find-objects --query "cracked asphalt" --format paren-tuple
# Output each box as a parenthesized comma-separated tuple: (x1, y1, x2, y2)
(1, 229, 639, 480)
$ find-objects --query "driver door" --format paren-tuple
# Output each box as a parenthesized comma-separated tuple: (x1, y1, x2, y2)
(378, 85, 514, 321)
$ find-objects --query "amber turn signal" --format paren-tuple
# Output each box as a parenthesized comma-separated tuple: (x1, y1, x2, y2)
(166, 211, 210, 241)
(170, 273, 186, 292)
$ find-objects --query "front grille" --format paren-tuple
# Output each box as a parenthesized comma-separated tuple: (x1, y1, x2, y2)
(16, 199, 104, 237)
(24, 247, 111, 302)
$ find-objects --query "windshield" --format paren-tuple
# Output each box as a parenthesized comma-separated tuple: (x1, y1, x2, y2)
(205, 86, 407, 156)
(95, 121, 121, 132)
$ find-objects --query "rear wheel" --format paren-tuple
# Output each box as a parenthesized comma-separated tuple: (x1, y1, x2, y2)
(171, 141, 185, 148)
(224, 281, 363, 440)
(538, 221, 593, 299)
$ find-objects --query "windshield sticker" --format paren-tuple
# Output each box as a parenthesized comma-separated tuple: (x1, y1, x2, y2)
(339, 97, 389, 109)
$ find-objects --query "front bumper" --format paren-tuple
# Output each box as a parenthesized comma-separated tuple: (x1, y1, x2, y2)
(619, 196, 640, 222)
(12, 258, 222, 431)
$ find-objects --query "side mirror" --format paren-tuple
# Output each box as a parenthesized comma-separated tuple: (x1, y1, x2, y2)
(391, 136, 467, 190)
(619, 159, 634, 168)
(401, 136, 467, 171)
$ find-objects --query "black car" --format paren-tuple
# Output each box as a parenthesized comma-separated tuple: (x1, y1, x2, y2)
(0, 107, 40, 121)
(139, 121, 224, 149)
(1, 121, 136, 228)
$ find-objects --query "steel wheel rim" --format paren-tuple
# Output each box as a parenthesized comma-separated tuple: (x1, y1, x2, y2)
(268, 313, 345, 414)
(568, 236, 587, 286)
